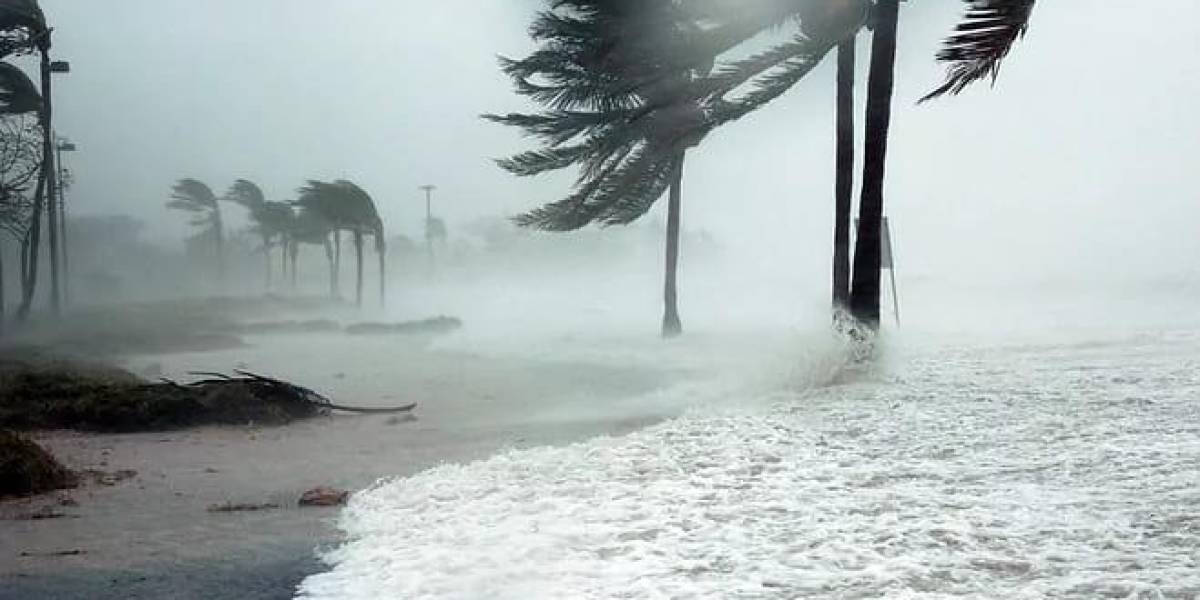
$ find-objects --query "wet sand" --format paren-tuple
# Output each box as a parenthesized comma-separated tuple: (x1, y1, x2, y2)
(0, 331, 682, 599)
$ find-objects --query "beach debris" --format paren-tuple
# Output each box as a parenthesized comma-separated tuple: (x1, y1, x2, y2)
(5, 505, 76, 521)
(19, 549, 85, 558)
(1, 362, 415, 432)
(81, 469, 138, 486)
(0, 430, 77, 499)
(344, 316, 462, 336)
(207, 501, 281, 513)
(299, 486, 349, 507)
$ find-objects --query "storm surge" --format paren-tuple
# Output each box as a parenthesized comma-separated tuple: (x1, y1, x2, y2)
(296, 328, 1200, 599)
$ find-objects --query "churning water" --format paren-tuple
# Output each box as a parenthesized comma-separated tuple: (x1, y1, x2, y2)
(297, 327, 1200, 599)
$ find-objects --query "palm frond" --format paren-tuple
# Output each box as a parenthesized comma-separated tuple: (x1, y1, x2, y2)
(0, 61, 39, 114)
(921, 0, 1036, 102)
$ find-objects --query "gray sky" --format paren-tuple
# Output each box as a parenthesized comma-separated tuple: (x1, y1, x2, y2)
(42, 1, 1200, 292)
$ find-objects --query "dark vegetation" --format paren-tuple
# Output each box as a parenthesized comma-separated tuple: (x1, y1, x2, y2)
(0, 362, 333, 433)
(0, 428, 75, 498)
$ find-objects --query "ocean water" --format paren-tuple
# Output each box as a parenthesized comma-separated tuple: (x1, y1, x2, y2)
(296, 326, 1200, 599)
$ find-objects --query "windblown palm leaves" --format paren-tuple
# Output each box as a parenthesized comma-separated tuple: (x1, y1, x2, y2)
(0, 0, 46, 58)
(295, 179, 385, 306)
(487, 1, 717, 232)
(0, 61, 38, 114)
(923, 0, 1037, 102)
(167, 178, 225, 279)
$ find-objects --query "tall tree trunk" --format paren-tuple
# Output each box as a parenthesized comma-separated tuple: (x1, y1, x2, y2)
(848, 0, 899, 330)
(832, 38, 856, 312)
(263, 235, 272, 291)
(324, 235, 335, 298)
(290, 241, 299, 291)
(17, 168, 48, 321)
(353, 230, 364, 307)
(0, 240, 6, 333)
(40, 46, 60, 317)
(662, 153, 684, 338)
(333, 229, 341, 298)
(377, 237, 386, 307)
(213, 210, 224, 289)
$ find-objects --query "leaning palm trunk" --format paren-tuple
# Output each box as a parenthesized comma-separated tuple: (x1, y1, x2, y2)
(849, 0, 900, 329)
(662, 153, 685, 338)
(832, 38, 856, 312)
(17, 167, 48, 320)
(353, 230, 364, 307)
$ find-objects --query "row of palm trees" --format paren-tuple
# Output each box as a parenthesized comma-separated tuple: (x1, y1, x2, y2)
(166, 178, 387, 307)
(490, 0, 1038, 338)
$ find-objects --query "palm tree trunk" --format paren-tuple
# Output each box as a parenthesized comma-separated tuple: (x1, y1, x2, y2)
(264, 235, 272, 291)
(324, 235, 335, 298)
(17, 168, 48, 321)
(0, 240, 6, 333)
(848, 0, 899, 330)
(377, 237, 386, 307)
(833, 38, 856, 312)
(214, 210, 225, 288)
(353, 230, 364, 307)
(662, 153, 685, 338)
(333, 229, 341, 298)
(40, 47, 60, 317)
(290, 241, 299, 291)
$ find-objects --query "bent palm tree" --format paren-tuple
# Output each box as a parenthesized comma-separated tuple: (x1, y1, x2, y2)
(296, 180, 385, 307)
(225, 179, 295, 290)
(487, 0, 714, 338)
(167, 178, 224, 283)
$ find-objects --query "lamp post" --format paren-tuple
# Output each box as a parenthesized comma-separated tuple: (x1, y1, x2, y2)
(419, 184, 436, 275)
(55, 138, 75, 305)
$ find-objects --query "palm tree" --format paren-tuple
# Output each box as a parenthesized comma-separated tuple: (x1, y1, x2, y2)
(285, 206, 336, 296)
(846, 0, 899, 328)
(487, 1, 714, 338)
(0, 60, 40, 321)
(224, 179, 296, 291)
(0, 0, 49, 320)
(788, 1, 871, 316)
(295, 180, 385, 307)
(167, 178, 224, 283)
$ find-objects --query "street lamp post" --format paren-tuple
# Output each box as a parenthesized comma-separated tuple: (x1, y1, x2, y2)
(419, 184, 436, 274)
(56, 138, 76, 306)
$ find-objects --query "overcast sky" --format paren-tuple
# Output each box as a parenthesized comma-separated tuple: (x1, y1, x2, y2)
(40, 1, 1200, 293)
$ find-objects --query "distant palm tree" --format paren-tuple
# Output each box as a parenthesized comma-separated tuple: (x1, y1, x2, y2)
(167, 178, 224, 283)
(296, 180, 385, 307)
(224, 179, 295, 291)
(285, 206, 336, 296)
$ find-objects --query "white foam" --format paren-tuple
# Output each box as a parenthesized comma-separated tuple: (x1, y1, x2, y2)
(298, 330, 1200, 599)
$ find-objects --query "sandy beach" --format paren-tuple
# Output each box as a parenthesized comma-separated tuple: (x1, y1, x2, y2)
(0, 314, 702, 599)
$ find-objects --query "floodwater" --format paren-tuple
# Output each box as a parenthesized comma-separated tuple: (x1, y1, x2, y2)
(297, 326, 1200, 599)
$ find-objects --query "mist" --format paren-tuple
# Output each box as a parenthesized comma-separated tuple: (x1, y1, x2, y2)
(2, 2, 1199, 599)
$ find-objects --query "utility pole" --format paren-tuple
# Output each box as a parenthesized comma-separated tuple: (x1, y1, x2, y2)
(419, 184, 436, 275)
